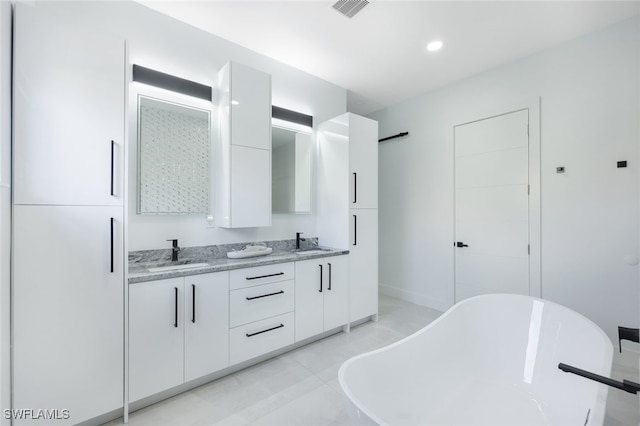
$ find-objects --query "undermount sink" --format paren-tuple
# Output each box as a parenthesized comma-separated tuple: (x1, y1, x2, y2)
(148, 262, 210, 273)
(290, 248, 331, 254)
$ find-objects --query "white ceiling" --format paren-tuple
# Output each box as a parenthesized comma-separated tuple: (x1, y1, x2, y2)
(138, 1, 640, 115)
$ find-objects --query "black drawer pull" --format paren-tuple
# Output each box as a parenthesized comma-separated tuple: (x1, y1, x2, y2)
(246, 272, 285, 280)
(319, 264, 323, 293)
(191, 284, 196, 323)
(110, 217, 114, 273)
(353, 215, 357, 246)
(246, 290, 285, 301)
(174, 287, 178, 328)
(110, 140, 115, 196)
(353, 172, 357, 203)
(246, 324, 284, 338)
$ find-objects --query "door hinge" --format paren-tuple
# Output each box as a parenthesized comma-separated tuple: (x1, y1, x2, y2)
(527, 124, 529, 136)
(528, 184, 530, 195)
(528, 244, 530, 255)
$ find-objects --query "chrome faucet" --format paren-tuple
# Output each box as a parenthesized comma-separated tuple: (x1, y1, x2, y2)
(296, 232, 306, 250)
(167, 239, 181, 262)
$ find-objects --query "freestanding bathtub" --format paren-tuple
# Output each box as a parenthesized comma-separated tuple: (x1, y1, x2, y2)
(339, 294, 613, 425)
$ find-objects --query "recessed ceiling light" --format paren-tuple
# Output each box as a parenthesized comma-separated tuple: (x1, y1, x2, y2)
(427, 40, 443, 52)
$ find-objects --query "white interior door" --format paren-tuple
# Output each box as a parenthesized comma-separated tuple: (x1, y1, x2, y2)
(454, 109, 530, 302)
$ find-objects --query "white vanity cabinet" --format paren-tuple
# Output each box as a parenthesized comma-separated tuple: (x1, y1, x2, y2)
(129, 272, 229, 402)
(12, 5, 126, 425)
(184, 273, 230, 381)
(229, 263, 295, 364)
(294, 255, 349, 342)
(318, 113, 379, 324)
(216, 61, 272, 228)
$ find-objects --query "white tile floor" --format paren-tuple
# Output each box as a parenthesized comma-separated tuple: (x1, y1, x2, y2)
(106, 295, 639, 426)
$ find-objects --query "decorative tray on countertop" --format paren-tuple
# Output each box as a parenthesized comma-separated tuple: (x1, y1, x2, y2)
(227, 245, 273, 259)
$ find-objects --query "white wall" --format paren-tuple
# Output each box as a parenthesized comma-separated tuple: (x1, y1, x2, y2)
(0, 2, 11, 423)
(31, 1, 346, 251)
(369, 17, 640, 344)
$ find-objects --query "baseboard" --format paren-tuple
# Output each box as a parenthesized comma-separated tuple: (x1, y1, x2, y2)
(379, 283, 449, 312)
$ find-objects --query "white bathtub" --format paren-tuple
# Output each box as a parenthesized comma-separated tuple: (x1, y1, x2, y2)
(339, 294, 613, 425)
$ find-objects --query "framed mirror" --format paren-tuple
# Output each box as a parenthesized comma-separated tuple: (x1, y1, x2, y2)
(272, 126, 312, 214)
(137, 95, 211, 214)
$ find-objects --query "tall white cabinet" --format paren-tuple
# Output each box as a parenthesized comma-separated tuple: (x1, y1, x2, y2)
(317, 113, 379, 323)
(12, 4, 125, 424)
(216, 61, 272, 228)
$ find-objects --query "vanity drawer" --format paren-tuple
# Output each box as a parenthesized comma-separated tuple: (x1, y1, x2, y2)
(230, 280, 294, 328)
(229, 262, 294, 290)
(229, 312, 294, 365)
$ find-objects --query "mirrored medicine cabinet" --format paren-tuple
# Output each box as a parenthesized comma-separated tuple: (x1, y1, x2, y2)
(137, 95, 211, 215)
(272, 126, 312, 214)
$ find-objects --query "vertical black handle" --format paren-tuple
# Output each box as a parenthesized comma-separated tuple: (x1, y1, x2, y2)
(319, 264, 323, 293)
(191, 284, 196, 323)
(353, 215, 357, 246)
(174, 287, 178, 328)
(353, 172, 357, 204)
(110, 140, 115, 196)
(110, 217, 114, 273)
(328, 263, 332, 291)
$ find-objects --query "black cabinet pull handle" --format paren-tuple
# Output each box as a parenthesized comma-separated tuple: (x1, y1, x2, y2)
(174, 287, 178, 328)
(246, 290, 285, 301)
(246, 324, 284, 338)
(353, 215, 357, 246)
(456, 242, 469, 248)
(110, 217, 114, 273)
(110, 140, 115, 196)
(353, 172, 357, 204)
(246, 272, 284, 280)
(319, 264, 323, 292)
(191, 284, 196, 323)
(328, 263, 332, 291)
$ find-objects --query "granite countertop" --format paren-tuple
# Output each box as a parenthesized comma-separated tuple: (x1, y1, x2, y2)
(128, 243, 348, 284)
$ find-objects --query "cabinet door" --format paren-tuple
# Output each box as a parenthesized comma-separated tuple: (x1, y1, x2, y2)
(323, 256, 349, 331)
(13, 205, 124, 425)
(349, 114, 378, 209)
(350, 209, 379, 322)
(13, 4, 125, 206)
(230, 62, 271, 150)
(294, 259, 325, 341)
(129, 278, 184, 402)
(184, 272, 229, 382)
(230, 145, 271, 227)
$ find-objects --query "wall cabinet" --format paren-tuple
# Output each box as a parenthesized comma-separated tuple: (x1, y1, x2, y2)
(295, 255, 349, 342)
(13, 3, 125, 206)
(216, 61, 272, 228)
(317, 113, 379, 323)
(12, 5, 125, 425)
(129, 272, 229, 402)
(349, 116, 378, 209)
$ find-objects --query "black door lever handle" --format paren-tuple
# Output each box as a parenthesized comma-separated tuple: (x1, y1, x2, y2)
(456, 242, 468, 248)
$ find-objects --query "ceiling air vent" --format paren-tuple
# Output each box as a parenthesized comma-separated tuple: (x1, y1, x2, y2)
(332, 0, 369, 18)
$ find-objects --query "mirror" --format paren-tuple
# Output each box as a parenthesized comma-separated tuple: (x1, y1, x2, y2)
(272, 127, 312, 214)
(137, 96, 210, 214)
